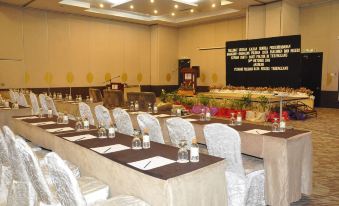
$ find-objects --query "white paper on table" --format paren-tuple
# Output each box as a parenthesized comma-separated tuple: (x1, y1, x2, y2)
(91, 144, 130, 154)
(63, 134, 97, 142)
(128, 156, 176, 171)
(244, 129, 270, 135)
(31, 121, 56, 126)
(130, 111, 143, 115)
(16, 116, 39, 120)
(71, 102, 79, 105)
(153, 114, 171, 118)
(0, 108, 11, 110)
(184, 118, 198, 122)
(46, 127, 74, 133)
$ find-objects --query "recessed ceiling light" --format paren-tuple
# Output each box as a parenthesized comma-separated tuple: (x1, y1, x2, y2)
(190, 9, 194, 13)
(212, 3, 216, 8)
(171, 12, 175, 16)
(221, 0, 233, 6)
(154, 9, 158, 14)
(99, 3, 104, 8)
(150, 0, 154, 3)
(130, 4, 134, 9)
(174, 4, 178, 8)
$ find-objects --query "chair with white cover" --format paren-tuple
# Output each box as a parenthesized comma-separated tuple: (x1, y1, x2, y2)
(0, 130, 12, 204)
(18, 93, 29, 107)
(203, 123, 265, 206)
(46, 97, 58, 116)
(39, 94, 49, 114)
(15, 138, 58, 205)
(8, 89, 16, 103)
(112, 108, 134, 136)
(165, 117, 196, 148)
(13, 91, 20, 103)
(29, 92, 40, 115)
(2, 126, 37, 206)
(45, 152, 150, 206)
(79, 102, 95, 125)
(44, 152, 110, 206)
(94, 105, 112, 129)
(137, 113, 164, 144)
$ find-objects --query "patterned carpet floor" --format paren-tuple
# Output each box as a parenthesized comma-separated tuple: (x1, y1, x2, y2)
(288, 108, 339, 205)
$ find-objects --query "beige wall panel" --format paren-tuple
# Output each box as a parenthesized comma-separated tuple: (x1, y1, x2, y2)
(178, 18, 246, 86)
(124, 25, 141, 84)
(108, 22, 125, 83)
(0, 4, 23, 60)
(138, 26, 151, 85)
(281, 1, 300, 36)
(247, 6, 266, 39)
(0, 61, 24, 88)
(265, 1, 282, 37)
(68, 15, 90, 86)
(150, 26, 160, 85)
(22, 9, 48, 88)
(47, 12, 70, 87)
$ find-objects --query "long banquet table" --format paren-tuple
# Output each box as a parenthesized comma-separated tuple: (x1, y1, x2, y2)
(10, 116, 228, 206)
(125, 110, 312, 206)
(0, 104, 31, 127)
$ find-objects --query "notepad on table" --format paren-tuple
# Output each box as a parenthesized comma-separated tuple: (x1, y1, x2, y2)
(153, 114, 171, 118)
(244, 129, 270, 135)
(184, 118, 198, 122)
(63, 134, 97, 142)
(128, 156, 176, 171)
(31, 121, 56, 126)
(46, 127, 74, 133)
(91, 144, 130, 154)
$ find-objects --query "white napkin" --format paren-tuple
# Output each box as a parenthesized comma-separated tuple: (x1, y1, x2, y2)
(184, 118, 198, 122)
(128, 156, 175, 171)
(153, 114, 171, 118)
(91, 144, 130, 154)
(16, 116, 39, 120)
(31, 121, 56, 126)
(244, 129, 270, 135)
(46, 127, 74, 133)
(63, 134, 97, 142)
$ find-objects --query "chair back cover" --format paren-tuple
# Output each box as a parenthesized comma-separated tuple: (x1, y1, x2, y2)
(46, 97, 58, 116)
(79, 102, 95, 125)
(137, 113, 164, 144)
(165, 117, 195, 148)
(45, 152, 86, 206)
(245, 170, 265, 206)
(9, 89, 16, 102)
(0, 130, 10, 166)
(203, 123, 244, 175)
(29, 92, 40, 115)
(112, 108, 134, 136)
(95, 105, 112, 129)
(13, 91, 20, 103)
(18, 93, 29, 107)
(38, 94, 48, 114)
(16, 138, 56, 205)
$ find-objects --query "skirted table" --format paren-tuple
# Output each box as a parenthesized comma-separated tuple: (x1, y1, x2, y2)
(0, 104, 31, 127)
(126, 110, 312, 206)
(10, 116, 228, 206)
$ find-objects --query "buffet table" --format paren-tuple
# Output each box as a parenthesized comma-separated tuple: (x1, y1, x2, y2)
(126, 110, 312, 206)
(10, 116, 228, 206)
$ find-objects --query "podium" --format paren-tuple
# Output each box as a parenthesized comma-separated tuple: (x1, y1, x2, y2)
(178, 68, 198, 96)
(106, 82, 124, 93)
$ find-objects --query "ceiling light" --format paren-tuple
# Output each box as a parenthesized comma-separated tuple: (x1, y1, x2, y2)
(212, 3, 216, 8)
(130, 4, 134, 9)
(108, 0, 132, 7)
(154, 9, 158, 14)
(99, 3, 104, 8)
(171, 12, 175, 16)
(174, 4, 178, 8)
(173, 0, 198, 7)
(190, 9, 194, 13)
(150, 0, 154, 3)
(221, 0, 233, 6)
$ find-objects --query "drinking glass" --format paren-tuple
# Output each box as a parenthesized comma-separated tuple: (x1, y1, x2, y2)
(129, 101, 134, 111)
(279, 119, 286, 132)
(272, 118, 280, 132)
(229, 112, 236, 126)
(132, 130, 142, 150)
(75, 117, 83, 131)
(97, 122, 107, 138)
(57, 113, 64, 124)
(147, 103, 153, 113)
(177, 140, 189, 163)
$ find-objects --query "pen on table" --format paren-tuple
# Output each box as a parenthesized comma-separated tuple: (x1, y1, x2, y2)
(255, 130, 261, 135)
(103, 147, 111, 153)
(144, 160, 152, 168)
(75, 136, 87, 141)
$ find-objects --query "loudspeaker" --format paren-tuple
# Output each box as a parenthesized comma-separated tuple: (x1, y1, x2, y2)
(178, 59, 190, 85)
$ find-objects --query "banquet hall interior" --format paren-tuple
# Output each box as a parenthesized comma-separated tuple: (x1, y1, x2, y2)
(0, 0, 338, 205)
